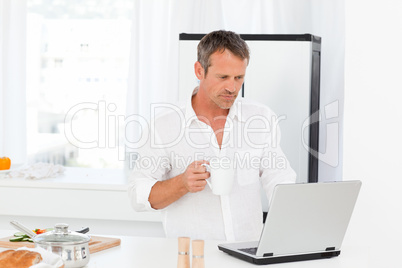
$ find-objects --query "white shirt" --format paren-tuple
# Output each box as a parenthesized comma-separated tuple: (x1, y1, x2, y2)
(128, 89, 296, 241)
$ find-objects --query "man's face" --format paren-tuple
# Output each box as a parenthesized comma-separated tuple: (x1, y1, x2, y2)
(196, 50, 247, 110)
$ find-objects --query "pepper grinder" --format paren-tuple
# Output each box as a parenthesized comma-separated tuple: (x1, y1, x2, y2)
(192, 240, 205, 268)
(177, 237, 190, 268)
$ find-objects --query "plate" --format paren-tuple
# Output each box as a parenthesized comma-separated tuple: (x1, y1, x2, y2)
(0, 163, 25, 175)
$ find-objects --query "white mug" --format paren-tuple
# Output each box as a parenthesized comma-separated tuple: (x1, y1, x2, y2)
(201, 163, 235, 195)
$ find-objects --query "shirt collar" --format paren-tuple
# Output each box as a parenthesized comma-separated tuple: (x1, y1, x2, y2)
(228, 97, 245, 122)
(184, 87, 245, 123)
(184, 87, 199, 124)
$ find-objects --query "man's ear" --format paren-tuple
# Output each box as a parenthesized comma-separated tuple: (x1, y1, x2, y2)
(194, 61, 205, 80)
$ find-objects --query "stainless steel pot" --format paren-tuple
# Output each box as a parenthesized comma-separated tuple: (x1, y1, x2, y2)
(11, 221, 91, 268)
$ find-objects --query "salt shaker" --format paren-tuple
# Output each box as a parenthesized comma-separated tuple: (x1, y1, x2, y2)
(192, 240, 205, 268)
(177, 237, 190, 268)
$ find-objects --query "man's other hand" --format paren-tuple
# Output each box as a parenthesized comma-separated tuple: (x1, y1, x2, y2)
(181, 160, 210, 193)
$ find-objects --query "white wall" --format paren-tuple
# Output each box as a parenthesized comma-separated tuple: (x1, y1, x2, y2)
(343, 0, 402, 263)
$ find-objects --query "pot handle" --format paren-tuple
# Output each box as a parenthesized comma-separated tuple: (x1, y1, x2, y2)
(76, 227, 90, 234)
(10, 220, 37, 238)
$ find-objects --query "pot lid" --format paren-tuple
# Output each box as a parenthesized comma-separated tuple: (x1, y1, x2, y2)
(34, 223, 90, 245)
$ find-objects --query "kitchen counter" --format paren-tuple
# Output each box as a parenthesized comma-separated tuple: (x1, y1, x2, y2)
(1, 178, 402, 267)
(0, 167, 163, 236)
(2, 169, 402, 267)
(0, 167, 160, 221)
(0, 167, 128, 191)
(0, 229, 379, 268)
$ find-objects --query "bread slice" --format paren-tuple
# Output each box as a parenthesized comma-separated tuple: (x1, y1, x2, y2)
(0, 249, 42, 268)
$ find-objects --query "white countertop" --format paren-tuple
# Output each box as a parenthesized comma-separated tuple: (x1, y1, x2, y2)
(0, 230, 370, 268)
(0, 167, 127, 191)
(0, 167, 162, 223)
(1, 168, 402, 267)
(1, 176, 402, 267)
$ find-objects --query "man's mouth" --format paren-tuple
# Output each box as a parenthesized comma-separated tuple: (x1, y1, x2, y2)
(220, 95, 236, 101)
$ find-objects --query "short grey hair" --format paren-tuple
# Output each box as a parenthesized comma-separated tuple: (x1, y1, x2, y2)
(197, 30, 250, 75)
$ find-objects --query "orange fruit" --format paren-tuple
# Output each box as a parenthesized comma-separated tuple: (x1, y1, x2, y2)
(0, 157, 11, 170)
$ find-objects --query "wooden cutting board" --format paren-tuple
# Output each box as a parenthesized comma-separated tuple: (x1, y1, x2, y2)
(0, 235, 121, 254)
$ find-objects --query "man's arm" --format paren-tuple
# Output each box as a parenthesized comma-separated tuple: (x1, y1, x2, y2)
(148, 160, 210, 210)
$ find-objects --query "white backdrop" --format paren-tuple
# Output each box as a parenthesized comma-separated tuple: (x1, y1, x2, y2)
(342, 1, 402, 265)
(0, 0, 27, 163)
(126, 0, 345, 181)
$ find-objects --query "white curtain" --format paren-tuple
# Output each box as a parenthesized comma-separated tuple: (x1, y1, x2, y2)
(0, 0, 27, 164)
(126, 0, 345, 180)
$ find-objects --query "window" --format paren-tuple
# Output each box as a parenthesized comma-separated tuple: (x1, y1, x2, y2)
(26, 0, 133, 168)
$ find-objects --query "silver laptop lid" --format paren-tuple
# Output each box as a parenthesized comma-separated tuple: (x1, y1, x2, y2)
(256, 181, 361, 257)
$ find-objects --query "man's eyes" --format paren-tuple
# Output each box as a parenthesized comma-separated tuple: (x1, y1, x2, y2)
(218, 76, 243, 79)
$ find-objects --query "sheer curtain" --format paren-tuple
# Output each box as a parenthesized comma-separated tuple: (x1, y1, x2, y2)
(0, 0, 27, 164)
(126, 0, 345, 180)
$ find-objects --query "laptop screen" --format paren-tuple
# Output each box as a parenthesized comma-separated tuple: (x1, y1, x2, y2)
(256, 181, 361, 257)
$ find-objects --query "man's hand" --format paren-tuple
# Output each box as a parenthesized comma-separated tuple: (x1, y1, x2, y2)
(148, 160, 210, 209)
(180, 160, 210, 193)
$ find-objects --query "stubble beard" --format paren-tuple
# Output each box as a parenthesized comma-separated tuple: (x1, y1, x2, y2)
(213, 94, 237, 110)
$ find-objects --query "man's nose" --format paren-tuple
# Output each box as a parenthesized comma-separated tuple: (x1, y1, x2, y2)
(225, 79, 236, 93)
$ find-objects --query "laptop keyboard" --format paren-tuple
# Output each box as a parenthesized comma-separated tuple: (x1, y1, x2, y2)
(239, 247, 257, 255)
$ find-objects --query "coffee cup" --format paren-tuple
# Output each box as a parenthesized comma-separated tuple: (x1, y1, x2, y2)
(201, 163, 234, 195)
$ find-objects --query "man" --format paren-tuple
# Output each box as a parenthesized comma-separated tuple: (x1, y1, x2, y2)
(128, 30, 296, 241)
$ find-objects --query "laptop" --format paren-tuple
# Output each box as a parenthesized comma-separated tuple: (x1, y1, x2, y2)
(218, 180, 362, 265)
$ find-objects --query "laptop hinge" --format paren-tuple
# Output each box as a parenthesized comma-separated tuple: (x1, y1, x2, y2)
(325, 247, 336, 251)
(263, 253, 273, 257)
